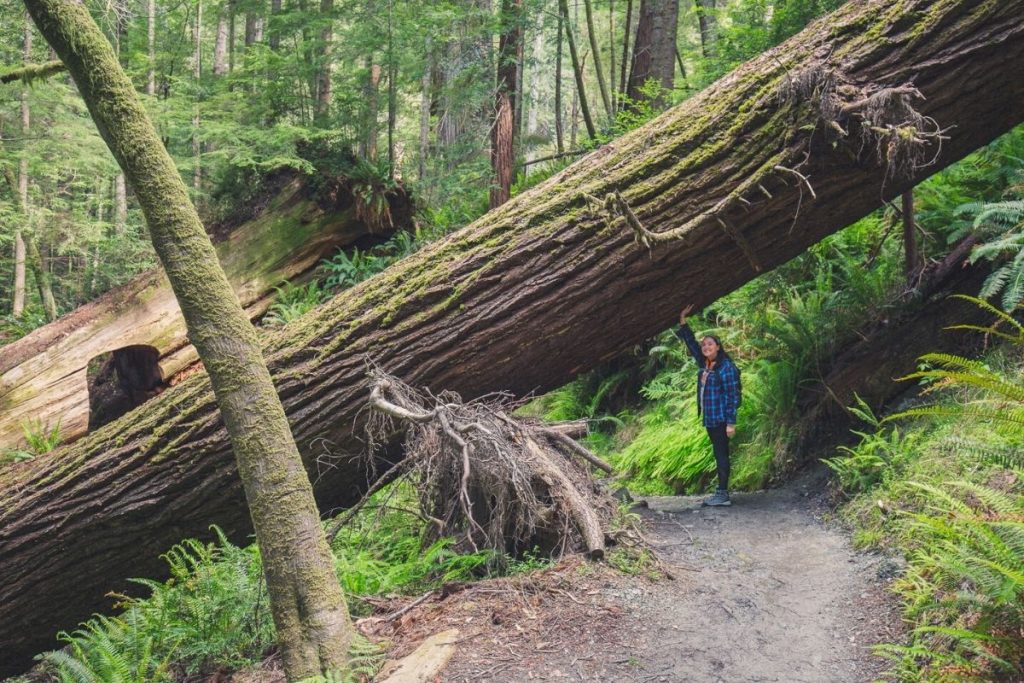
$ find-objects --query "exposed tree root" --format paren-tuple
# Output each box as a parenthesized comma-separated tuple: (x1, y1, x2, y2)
(357, 369, 617, 561)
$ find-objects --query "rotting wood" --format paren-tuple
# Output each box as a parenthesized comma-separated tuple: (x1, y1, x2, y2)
(0, 177, 410, 450)
(1, 0, 1023, 673)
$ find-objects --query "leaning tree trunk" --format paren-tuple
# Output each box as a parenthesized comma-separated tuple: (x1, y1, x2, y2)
(19, 0, 355, 679)
(792, 240, 992, 461)
(2, 0, 1023, 673)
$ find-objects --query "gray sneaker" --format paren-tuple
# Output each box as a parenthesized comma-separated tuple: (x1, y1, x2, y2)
(703, 490, 731, 507)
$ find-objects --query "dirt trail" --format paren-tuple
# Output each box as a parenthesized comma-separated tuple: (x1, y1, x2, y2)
(432, 470, 902, 682)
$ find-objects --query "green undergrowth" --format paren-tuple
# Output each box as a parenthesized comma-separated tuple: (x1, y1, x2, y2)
(29, 487, 505, 682)
(827, 312, 1024, 682)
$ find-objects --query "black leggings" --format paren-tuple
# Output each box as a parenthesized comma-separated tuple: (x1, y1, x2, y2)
(706, 424, 730, 491)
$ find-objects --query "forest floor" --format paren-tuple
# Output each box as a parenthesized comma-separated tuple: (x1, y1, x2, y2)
(233, 466, 905, 683)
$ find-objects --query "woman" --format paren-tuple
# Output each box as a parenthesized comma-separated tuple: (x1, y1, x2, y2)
(677, 305, 742, 507)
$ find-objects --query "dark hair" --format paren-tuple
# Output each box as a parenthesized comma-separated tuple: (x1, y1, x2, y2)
(701, 334, 732, 362)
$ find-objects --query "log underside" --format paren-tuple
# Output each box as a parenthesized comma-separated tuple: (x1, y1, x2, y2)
(2, 0, 1024, 672)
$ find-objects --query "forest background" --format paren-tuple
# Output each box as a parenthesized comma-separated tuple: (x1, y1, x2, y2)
(2, 0, 1024, 680)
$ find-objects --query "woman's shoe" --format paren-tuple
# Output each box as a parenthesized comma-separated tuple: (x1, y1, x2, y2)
(702, 490, 731, 507)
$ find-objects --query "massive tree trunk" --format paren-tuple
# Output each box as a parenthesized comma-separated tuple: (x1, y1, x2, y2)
(21, 0, 356, 678)
(626, 0, 679, 107)
(2, 0, 1023, 673)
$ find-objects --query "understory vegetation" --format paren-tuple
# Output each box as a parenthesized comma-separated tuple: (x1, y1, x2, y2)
(826, 302, 1024, 682)
(25, 490, 501, 682)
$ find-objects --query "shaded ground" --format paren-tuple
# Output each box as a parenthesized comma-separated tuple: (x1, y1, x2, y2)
(224, 469, 904, 682)
(360, 469, 904, 682)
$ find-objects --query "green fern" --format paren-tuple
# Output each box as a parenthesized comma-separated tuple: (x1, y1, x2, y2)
(959, 188, 1024, 308)
(883, 481, 1024, 680)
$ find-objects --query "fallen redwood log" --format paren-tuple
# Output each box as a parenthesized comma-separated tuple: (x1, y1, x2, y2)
(2, 0, 1023, 672)
(0, 176, 409, 450)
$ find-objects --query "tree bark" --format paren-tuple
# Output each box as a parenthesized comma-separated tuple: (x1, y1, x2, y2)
(2, 164, 56, 321)
(3, 0, 1024, 673)
(18, 0, 356, 678)
(192, 0, 203, 197)
(418, 36, 432, 181)
(245, 10, 259, 46)
(694, 0, 717, 60)
(214, 3, 230, 76)
(147, 0, 155, 95)
(619, 0, 632, 97)
(315, 0, 333, 119)
(608, 0, 616, 116)
(386, 0, 397, 177)
(13, 12, 32, 318)
(554, 10, 564, 154)
(491, 0, 524, 208)
(362, 59, 380, 160)
(25, 235, 57, 321)
(114, 172, 127, 234)
(268, 0, 282, 50)
(525, 12, 544, 165)
(627, 0, 679, 108)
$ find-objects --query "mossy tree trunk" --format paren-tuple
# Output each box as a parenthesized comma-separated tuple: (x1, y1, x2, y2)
(17, 0, 354, 679)
(2, 0, 1024, 674)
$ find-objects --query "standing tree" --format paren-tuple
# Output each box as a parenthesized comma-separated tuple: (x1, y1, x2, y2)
(491, 0, 524, 208)
(12, 12, 30, 318)
(694, 0, 717, 60)
(558, 0, 595, 139)
(19, 0, 355, 679)
(627, 0, 678, 108)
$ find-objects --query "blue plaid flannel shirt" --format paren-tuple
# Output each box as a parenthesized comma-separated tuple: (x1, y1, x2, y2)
(675, 324, 742, 427)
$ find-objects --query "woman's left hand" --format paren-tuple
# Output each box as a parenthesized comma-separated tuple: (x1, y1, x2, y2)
(726, 425, 736, 438)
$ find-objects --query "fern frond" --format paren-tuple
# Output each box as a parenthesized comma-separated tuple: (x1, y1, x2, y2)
(949, 294, 1024, 335)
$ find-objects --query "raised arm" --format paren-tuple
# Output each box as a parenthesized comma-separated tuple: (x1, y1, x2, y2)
(674, 304, 702, 364)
